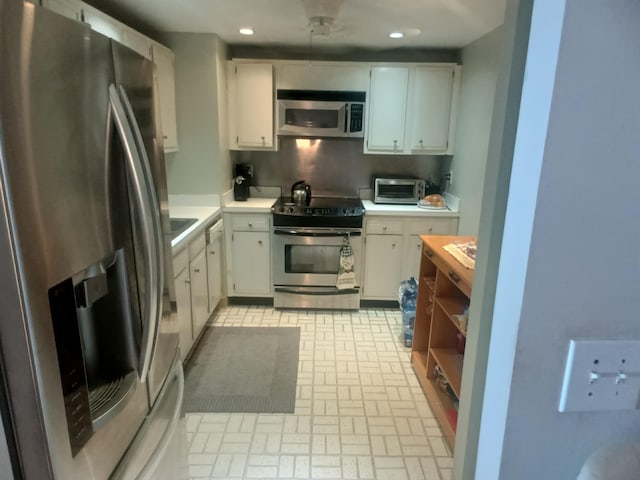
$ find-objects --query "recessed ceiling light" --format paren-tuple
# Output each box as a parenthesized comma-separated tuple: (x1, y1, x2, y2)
(389, 32, 404, 39)
(239, 27, 254, 35)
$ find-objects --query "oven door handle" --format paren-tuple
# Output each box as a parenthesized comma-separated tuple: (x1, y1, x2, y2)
(273, 228, 361, 237)
(275, 286, 360, 295)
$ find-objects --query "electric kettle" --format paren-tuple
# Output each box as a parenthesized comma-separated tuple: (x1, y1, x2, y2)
(291, 180, 312, 206)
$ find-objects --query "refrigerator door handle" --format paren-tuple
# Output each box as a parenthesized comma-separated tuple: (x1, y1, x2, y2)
(117, 84, 165, 375)
(108, 84, 159, 383)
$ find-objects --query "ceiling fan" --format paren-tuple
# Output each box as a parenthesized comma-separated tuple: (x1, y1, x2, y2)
(302, 0, 346, 37)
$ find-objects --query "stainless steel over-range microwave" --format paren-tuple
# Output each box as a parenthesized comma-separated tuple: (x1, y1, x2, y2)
(374, 178, 426, 204)
(277, 90, 365, 138)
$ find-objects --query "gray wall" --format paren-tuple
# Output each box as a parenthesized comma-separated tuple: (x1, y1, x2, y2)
(159, 33, 231, 195)
(232, 137, 446, 198)
(474, 0, 640, 478)
(453, 0, 532, 478)
(449, 27, 502, 235)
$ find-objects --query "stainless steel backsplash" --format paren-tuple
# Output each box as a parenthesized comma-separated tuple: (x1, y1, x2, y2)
(231, 137, 449, 197)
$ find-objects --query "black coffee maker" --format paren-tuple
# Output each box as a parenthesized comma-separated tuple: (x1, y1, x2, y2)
(233, 163, 251, 201)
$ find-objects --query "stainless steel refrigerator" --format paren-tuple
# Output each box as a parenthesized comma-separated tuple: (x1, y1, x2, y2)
(0, 2, 186, 478)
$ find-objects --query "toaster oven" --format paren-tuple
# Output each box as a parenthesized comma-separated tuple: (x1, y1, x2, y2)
(373, 178, 426, 204)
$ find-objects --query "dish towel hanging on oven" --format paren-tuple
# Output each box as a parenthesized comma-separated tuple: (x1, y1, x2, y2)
(336, 234, 356, 290)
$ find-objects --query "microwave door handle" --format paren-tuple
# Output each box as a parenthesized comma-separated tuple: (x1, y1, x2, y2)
(344, 103, 348, 133)
(109, 85, 160, 384)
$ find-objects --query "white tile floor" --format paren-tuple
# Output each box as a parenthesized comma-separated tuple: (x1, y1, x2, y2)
(186, 306, 452, 480)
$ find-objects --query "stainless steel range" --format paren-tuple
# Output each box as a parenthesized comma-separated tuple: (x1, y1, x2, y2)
(272, 197, 365, 309)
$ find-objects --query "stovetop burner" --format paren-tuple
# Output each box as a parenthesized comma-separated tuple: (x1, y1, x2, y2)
(272, 196, 364, 228)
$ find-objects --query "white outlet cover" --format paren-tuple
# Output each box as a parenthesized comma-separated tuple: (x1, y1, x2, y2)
(559, 339, 640, 412)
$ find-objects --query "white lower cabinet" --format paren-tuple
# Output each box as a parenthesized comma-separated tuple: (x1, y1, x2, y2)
(403, 235, 425, 281)
(362, 215, 459, 300)
(224, 213, 271, 297)
(363, 234, 404, 299)
(172, 223, 223, 361)
(207, 222, 223, 314)
(189, 248, 209, 340)
(173, 249, 192, 360)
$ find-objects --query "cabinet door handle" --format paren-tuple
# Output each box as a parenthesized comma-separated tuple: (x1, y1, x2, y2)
(449, 271, 461, 283)
(248, 223, 253, 228)
(194, 268, 200, 273)
(383, 225, 387, 231)
(425, 248, 434, 257)
(428, 226, 433, 232)
(185, 279, 191, 285)
(210, 251, 216, 255)
(258, 240, 263, 246)
(392, 243, 396, 248)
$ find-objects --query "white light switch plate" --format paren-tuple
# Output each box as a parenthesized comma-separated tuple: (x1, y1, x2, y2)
(559, 339, 640, 412)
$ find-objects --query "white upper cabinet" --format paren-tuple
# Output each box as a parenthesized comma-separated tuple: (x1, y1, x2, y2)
(42, 0, 82, 21)
(366, 67, 409, 153)
(73, 2, 180, 153)
(228, 62, 274, 150)
(407, 66, 456, 153)
(365, 64, 460, 155)
(152, 43, 179, 152)
(121, 26, 152, 60)
(277, 63, 369, 91)
(81, 3, 124, 42)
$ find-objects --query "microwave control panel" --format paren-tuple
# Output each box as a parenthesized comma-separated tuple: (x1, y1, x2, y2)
(349, 103, 363, 134)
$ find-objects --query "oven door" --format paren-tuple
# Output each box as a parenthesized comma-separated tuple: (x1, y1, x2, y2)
(273, 227, 362, 309)
(273, 227, 362, 287)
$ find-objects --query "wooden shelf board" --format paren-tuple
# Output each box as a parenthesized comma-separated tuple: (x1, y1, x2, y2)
(430, 348, 464, 398)
(422, 377, 456, 449)
(412, 348, 456, 450)
(435, 297, 467, 336)
(411, 349, 428, 367)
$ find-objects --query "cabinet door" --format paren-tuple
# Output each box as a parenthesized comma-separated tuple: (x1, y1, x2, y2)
(42, 0, 82, 20)
(234, 63, 273, 148)
(152, 43, 179, 152)
(408, 66, 455, 152)
(174, 267, 192, 360)
(363, 234, 404, 299)
(207, 233, 222, 314)
(81, 3, 124, 42)
(366, 67, 409, 153)
(190, 248, 209, 340)
(403, 234, 424, 282)
(231, 231, 271, 295)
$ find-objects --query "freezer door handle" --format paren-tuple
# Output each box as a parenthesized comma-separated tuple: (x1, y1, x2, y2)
(109, 84, 160, 383)
(137, 363, 184, 480)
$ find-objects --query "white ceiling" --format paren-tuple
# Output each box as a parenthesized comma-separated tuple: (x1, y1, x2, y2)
(92, 0, 506, 49)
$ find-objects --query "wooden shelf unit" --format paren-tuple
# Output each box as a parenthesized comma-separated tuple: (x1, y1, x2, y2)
(411, 235, 475, 449)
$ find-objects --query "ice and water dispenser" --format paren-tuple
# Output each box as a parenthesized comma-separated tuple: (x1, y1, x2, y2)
(48, 249, 140, 455)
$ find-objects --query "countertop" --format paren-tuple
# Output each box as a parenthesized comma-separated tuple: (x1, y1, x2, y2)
(168, 192, 458, 253)
(169, 204, 222, 253)
(362, 200, 459, 217)
(222, 197, 277, 213)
